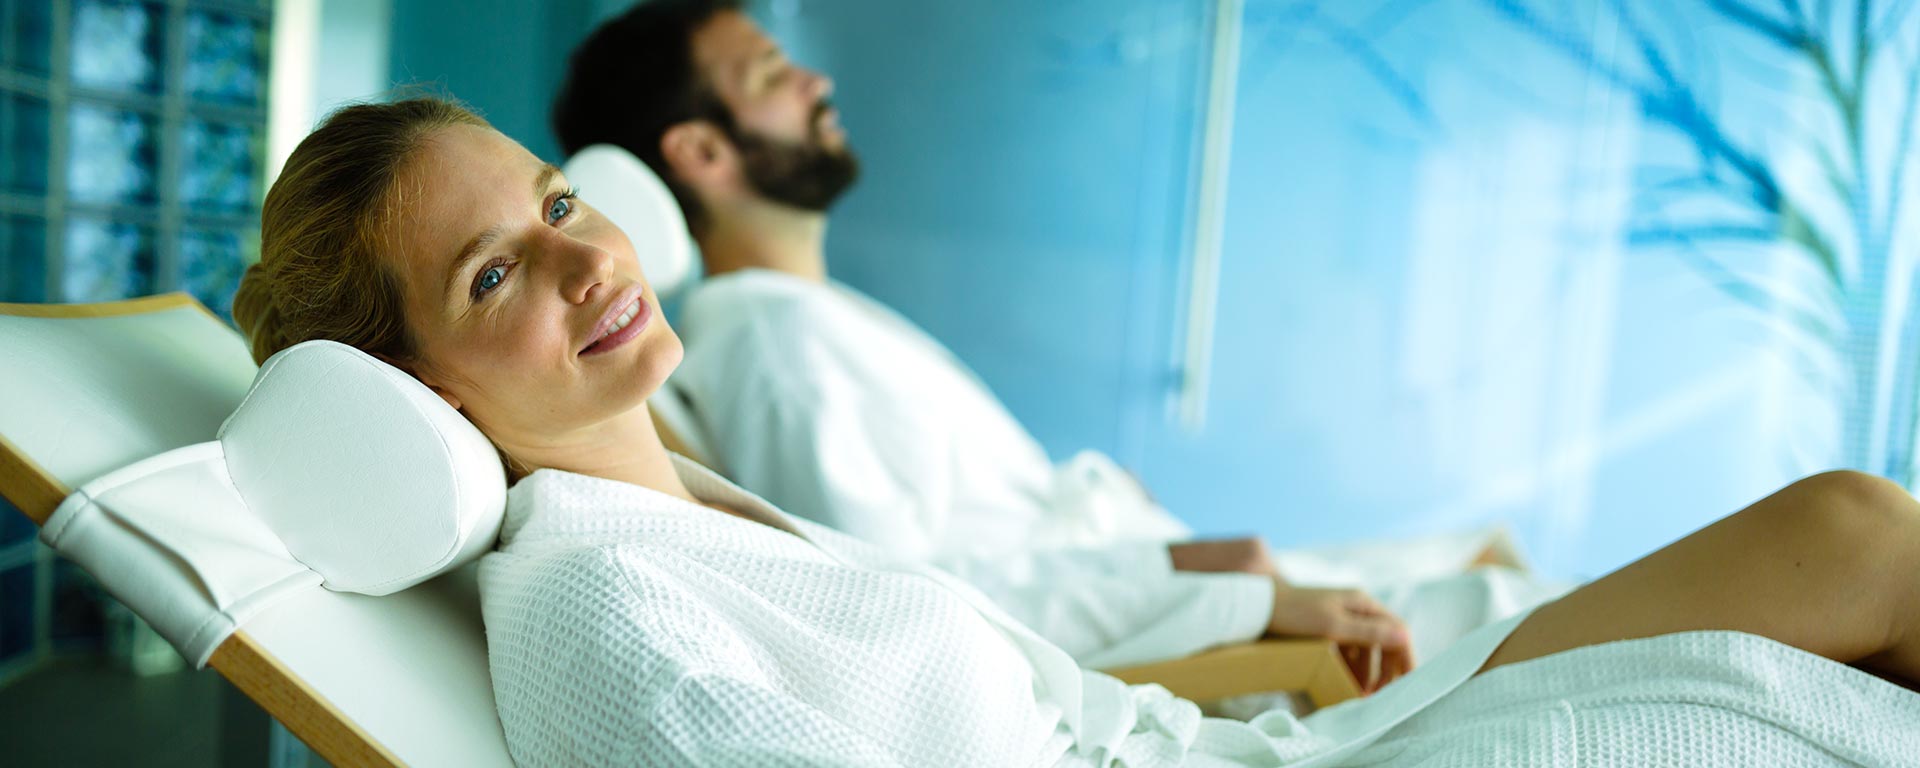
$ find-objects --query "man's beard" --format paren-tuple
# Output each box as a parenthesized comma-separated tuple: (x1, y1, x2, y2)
(726, 102, 860, 212)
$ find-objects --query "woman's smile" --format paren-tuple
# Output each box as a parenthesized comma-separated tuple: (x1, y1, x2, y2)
(581, 288, 653, 357)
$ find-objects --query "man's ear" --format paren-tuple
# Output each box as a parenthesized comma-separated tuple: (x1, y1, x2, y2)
(371, 352, 463, 411)
(660, 121, 733, 188)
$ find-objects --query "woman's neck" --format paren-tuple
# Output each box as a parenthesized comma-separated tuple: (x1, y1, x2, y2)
(500, 405, 699, 505)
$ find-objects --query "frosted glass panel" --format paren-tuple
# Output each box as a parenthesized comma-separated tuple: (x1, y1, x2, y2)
(62, 217, 154, 301)
(1, 214, 47, 302)
(186, 10, 265, 105)
(0, 565, 33, 666)
(68, 104, 159, 205)
(181, 227, 246, 318)
(1, 0, 53, 76)
(0, 500, 32, 547)
(49, 561, 102, 650)
(792, 0, 1920, 580)
(71, 0, 164, 94)
(0, 91, 49, 196)
(183, 119, 257, 211)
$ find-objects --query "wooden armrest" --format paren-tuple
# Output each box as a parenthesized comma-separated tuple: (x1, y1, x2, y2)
(1103, 639, 1361, 710)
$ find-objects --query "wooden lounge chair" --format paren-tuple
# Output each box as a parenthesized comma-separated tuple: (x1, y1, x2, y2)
(0, 293, 1356, 767)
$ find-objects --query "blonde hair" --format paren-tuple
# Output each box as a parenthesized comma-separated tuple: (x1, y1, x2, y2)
(233, 98, 489, 365)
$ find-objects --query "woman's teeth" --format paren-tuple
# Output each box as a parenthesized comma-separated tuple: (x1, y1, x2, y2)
(601, 300, 640, 341)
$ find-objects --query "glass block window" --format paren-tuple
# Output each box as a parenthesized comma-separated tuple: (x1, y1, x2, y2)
(182, 118, 257, 211)
(48, 560, 104, 652)
(67, 104, 161, 204)
(0, 0, 271, 315)
(0, 215, 46, 302)
(0, 0, 272, 686)
(0, 0, 53, 77)
(71, 2, 165, 94)
(0, 502, 32, 550)
(1, 91, 50, 196)
(181, 226, 247, 317)
(0, 563, 35, 664)
(185, 10, 265, 105)
(0, 499, 46, 683)
(63, 217, 157, 301)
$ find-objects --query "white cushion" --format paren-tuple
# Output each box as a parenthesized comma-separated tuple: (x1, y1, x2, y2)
(562, 143, 699, 296)
(45, 339, 507, 667)
(221, 340, 506, 596)
(15, 300, 515, 764)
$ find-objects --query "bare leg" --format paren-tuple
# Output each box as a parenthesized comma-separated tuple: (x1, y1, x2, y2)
(1481, 470, 1920, 687)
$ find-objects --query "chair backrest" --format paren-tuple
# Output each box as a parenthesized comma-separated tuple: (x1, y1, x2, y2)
(0, 295, 511, 768)
(562, 143, 701, 297)
(0, 298, 1362, 767)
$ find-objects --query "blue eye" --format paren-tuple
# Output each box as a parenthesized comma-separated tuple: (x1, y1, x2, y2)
(476, 265, 506, 295)
(547, 192, 575, 224)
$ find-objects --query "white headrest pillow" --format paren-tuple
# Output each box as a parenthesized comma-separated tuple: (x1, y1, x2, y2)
(219, 340, 506, 596)
(562, 143, 700, 296)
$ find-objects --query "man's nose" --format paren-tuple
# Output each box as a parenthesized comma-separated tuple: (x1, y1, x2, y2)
(807, 67, 834, 100)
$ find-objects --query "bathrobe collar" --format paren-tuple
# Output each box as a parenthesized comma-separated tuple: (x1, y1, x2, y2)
(500, 453, 809, 546)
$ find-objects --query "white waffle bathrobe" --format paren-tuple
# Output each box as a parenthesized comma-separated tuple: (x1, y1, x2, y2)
(481, 459, 1920, 767)
(671, 269, 1284, 669)
(672, 269, 1191, 559)
(670, 269, 1563, 668)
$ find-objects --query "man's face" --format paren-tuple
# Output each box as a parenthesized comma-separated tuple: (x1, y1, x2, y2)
(690, 10, 858, 211)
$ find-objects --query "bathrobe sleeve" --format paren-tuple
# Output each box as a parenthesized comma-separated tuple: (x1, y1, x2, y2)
(931, 541, 1277, 669)
(694, 316, 957, 561)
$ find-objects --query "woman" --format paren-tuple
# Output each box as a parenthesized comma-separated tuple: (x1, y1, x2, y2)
(236, 99, 1919, 766)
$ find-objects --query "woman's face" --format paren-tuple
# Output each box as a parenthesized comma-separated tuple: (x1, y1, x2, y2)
(382, 123, 681, 447)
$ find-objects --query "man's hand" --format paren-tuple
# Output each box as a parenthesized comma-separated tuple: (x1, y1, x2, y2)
(1171, 538, 1414, 692)
(1267, 585, 1415, 694)
(1167, 537, 1280, 577)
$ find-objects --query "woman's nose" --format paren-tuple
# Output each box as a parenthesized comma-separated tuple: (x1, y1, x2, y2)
(557, 234, 616, 305)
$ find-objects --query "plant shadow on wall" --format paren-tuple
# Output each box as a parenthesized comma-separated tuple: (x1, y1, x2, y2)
(1259, 0, 1920, 484)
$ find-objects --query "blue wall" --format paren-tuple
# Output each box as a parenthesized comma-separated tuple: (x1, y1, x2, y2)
(783, 0, 1868, 581)
(372, 0, 1906, 582)
(386, 0, 597, 162)
(770, 0, 1208, 481)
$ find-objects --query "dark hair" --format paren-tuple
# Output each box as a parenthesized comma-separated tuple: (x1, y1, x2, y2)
(552, 0, 741, 233)
(236, 98, 490, 365)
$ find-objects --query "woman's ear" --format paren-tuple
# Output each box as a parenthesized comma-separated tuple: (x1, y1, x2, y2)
(427, 385, 463, 411)
(371, 352, 464, 411)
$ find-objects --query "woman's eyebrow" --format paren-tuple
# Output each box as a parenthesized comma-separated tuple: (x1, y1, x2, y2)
(443, 164, 566, 301)
(445, 225, 504, 300)
(532, 163, 561, 196)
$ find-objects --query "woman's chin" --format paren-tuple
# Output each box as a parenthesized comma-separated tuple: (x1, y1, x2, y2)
(631, 331, 685, 402)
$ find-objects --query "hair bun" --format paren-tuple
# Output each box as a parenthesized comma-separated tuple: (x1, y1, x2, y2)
(232, 260, 289, 365)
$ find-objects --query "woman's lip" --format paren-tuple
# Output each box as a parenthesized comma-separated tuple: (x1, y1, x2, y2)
(580, 295, 651, 357)
(579, 286, 647, 352)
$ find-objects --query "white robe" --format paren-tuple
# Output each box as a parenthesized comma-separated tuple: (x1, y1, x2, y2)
(670, 269, 1550, 667)
(673, 268, 1191, 559)
(673, 269, 1282, 667)
(481, 461, 1920, 767)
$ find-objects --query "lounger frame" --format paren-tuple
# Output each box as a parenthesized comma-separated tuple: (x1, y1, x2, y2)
(0, 294, 1357, 766)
